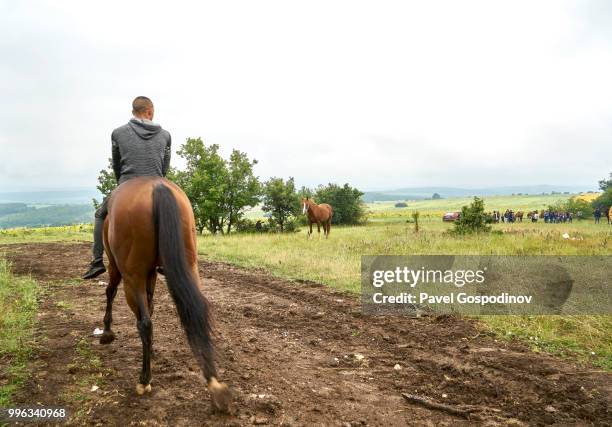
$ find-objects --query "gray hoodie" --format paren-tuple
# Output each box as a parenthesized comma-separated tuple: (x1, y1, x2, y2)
(111, 118, 172, 184)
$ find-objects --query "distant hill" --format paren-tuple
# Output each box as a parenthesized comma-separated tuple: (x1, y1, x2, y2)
(0, 189, 100, 205)
(362, 185, 593, 202)
(0, 203, 93, 229)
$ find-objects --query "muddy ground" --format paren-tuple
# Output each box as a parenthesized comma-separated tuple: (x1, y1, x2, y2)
(1, 242, 610, 426)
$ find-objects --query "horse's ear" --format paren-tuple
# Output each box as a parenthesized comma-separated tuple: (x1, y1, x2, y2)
(306, 197, 309, 200)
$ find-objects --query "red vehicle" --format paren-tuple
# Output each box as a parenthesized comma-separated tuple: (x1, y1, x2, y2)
(443, 211, 461, 222)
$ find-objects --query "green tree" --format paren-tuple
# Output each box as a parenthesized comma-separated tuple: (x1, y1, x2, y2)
(593, 189, 612, 214)
(549, 197, 593, 218)
(314, 183, 365, 225)
(176, 139, 229, 234)
(432, 193, 441, 199)
(598, 172, 612, 191)
(262, 177, 300, 232)
(223, 149, 261, 234)
(299, 186, 313, 199)
(590, 172, 612, 215)
(453, 197, 491, 234)
(92, 158, 117, 209)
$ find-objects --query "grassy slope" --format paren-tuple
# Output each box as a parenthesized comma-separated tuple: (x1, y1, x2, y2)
(0, 259, 39, 405)
(0, 197, 610, 369)
(368, 193, 573, 212)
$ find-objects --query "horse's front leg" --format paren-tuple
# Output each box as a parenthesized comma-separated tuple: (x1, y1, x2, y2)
(317, 222, 321, 239)
(308, 222, 313, 239)
(100, 259, 121, 344)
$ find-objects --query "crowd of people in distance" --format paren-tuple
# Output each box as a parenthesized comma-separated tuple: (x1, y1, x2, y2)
(541, 210, 574, 223)
(488, 209, 611, 224)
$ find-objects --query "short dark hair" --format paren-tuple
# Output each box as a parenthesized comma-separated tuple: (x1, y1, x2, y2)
(132, 96, 153, 114)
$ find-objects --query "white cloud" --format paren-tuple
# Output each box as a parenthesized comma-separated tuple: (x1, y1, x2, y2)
(1, 0, 611, 191)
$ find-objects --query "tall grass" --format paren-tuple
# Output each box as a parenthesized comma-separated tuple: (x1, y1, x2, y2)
(199, 220, 612, 292)
(0, 258, 39, 404)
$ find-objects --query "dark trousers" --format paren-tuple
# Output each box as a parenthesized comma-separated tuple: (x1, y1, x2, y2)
(92, 198, 109, 263)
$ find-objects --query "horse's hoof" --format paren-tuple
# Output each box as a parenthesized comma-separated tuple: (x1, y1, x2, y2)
(208, 378, 232, 413)
(99, 331, 115, 345)
(136, 383, 152, 395)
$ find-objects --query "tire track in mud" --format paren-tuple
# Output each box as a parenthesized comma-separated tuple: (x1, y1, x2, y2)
(1, 243, 610, 426)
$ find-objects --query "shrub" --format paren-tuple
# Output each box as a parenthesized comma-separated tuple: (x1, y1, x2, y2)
(261, 177, 300, 232)
(412, 210, 420, 232)
(452, 197, 491, 234)
(314, 183, 366, 225)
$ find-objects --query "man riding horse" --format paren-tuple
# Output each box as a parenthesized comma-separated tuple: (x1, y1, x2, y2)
(82, 96, 172, 279)
(83, 98, 231, 408)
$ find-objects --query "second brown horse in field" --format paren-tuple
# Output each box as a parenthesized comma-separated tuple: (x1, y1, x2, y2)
(302, 197, 333, 239)
(515, 211, 524, 222)
(101, 177, 231, 411)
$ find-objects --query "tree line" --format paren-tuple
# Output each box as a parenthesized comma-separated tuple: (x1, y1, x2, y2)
(94, 138, 366, 234)
(548, 173, 612, 218)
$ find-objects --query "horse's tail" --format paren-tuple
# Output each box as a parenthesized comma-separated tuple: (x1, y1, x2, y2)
(152, 183, 217, 380)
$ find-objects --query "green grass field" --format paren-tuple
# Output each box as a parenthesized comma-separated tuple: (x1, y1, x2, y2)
(0, 196, 610, 369)
(242, 193, 579, 221)
(0, 224, 93, 245)
(197, 220, 612, 369)
(199, 219, 612, 291)
(368, 193, 573, 211)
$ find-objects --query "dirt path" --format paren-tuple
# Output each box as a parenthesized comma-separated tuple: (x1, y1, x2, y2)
(1, 243, 610, 426)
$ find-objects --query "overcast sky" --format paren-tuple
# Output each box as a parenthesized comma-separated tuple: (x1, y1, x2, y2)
(1, 0, 611, 192)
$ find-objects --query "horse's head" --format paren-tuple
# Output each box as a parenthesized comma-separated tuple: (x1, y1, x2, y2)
(302, 197, 311, 215)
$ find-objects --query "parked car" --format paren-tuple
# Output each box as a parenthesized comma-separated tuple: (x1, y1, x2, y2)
(443, 211, 461, 222)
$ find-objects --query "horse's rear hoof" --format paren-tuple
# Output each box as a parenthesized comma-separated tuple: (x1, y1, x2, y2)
(208, 378, 232, 413)
(99, 331, 115, 345)
(136, 383, 152, 395)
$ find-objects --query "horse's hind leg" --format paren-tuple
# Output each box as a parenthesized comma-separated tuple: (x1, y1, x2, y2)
(146, 271, 157, 358)
(136, 308, 153, 395)
(127, 284, 153, 395)
(100, 256, 121, 345)
(146, 271, 157, 317)
(326, 219, 331, 238)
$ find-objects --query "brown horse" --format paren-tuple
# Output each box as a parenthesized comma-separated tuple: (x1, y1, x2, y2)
(515, 211, 524, 222)
(101, 177, 231, 411)
(302, 197, 333, 239)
